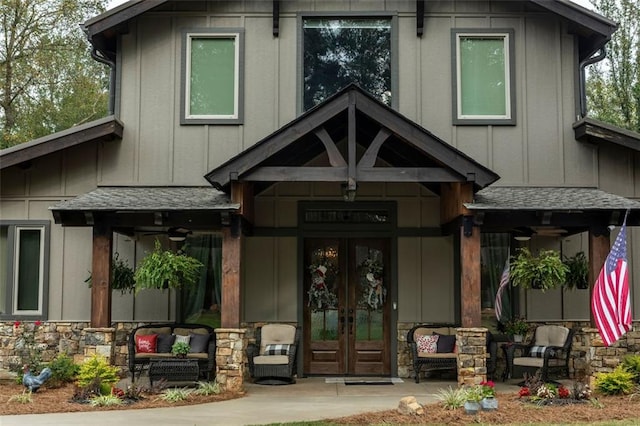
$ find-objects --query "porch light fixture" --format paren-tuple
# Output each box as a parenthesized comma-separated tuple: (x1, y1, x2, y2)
(168, 227, 191, 242)
(341, 183, 357, 202)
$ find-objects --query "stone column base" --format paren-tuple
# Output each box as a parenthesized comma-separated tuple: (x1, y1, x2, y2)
(215, 328, 247, 393)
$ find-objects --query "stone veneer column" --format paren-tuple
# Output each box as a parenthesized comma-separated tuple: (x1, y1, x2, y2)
(457, 327, 487, 386)
(583, 327, 634, 388)
(78, 327, 115, 364)
(215, 328, 246, 393)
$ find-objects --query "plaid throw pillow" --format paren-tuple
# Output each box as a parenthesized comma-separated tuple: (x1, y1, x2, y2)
(529, 345, 553, 358)
(264, 344, 291, 355)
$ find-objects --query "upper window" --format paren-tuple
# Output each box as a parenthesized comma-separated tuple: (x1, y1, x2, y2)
(0, 222, 50, 319)
(181, 29, 244, 124)
(302, 17, 395, 111)
(452, 30, 515, 125)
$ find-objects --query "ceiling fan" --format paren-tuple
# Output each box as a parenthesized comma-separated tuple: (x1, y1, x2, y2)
(512, 226, 568, 240)
(142, 226, 192, 242)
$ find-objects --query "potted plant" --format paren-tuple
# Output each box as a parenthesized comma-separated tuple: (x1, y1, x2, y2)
(563, 251, 589, 290)
(463, 384, 484, 414)
(133, 239, 203, 295)
(505, 317, 529, 342)
(509, 248, 568, 292)
(85, 252, 136, 294)
(479, 380, 498, 411)
(171, 342, 191, 358)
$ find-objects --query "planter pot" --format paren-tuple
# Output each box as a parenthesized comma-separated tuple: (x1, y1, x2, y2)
(464, 401, 481, 415)
(481, 397, 498, 411)
(512, 334, 523, 343)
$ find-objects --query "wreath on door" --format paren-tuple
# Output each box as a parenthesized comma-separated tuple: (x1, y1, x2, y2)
(359, 257, 386, 310)
(307, 261, 338, 311)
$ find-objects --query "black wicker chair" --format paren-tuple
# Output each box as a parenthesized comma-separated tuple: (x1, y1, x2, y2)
(246, 324, 300, 385)
(510, 325, 575, 383)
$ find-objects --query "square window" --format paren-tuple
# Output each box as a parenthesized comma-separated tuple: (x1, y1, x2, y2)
(0, 222, 49, 319)
(181, 29, 244, 124)
(301, 17, 395, 111)
(452, 30, 515, 125)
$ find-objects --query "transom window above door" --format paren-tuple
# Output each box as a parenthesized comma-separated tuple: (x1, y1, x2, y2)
(301, 16, 395, 111)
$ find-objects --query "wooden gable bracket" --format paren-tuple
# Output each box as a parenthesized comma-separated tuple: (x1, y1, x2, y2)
(273, 0, 280, 37)
(417, 0, 425, 37)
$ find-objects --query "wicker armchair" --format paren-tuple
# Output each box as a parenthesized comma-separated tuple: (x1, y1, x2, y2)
(510, 325, 575, 383)
(247, 324, 300, 385)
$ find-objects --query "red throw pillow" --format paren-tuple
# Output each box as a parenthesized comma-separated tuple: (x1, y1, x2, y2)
(136, 334, 158, 353)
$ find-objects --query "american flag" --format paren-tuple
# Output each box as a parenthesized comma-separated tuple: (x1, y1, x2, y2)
(495, 258, 510, 321)
(591, 212, 632, 347)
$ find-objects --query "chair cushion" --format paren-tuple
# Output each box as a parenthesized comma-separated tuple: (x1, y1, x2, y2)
(417, 335, 438, 353)
(135, 327, 171, 338)
(174, 327, 209, 336)
(259, 324, 296, 354)
(263, 344, 291, 355)
(534, 326, 569, 347)
(253, 355, 290, 365)
(156, 334, 176, 353)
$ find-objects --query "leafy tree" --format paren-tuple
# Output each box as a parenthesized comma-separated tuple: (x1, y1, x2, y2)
(586, 0, 639, 133)
(0, 0, 109, 149)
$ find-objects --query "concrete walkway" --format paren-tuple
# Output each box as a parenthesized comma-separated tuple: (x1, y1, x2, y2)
(0, 376, 524, 426)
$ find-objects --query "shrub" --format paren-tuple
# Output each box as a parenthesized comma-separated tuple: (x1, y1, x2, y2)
(159, 387, 193, 402)
(7, 390, 33, 404)
(76, 354, 120, 394)
(594, 365, 635, 395)
(434, 386, 467, 410)
(622, 354, 640, 384)
(47, 353, 79, 388)
(89, 394, 123, 407)
(194, 381, 221, 396)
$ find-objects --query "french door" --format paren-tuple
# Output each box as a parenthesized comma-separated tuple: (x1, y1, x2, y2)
(303, 238, 390, 376)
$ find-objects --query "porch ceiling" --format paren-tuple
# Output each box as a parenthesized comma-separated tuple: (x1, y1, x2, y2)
(465, 186, 640, 231)
(205, 84, 500, 195)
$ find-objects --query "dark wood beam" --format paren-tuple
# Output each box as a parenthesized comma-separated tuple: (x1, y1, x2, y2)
(417, 0, 425, 37)
(314, 128, 347, 167)
(53, 211, 223, 229)
(231, 181, 254, 225)
(222, 226, 242, 328)
(347, 91, 357, 191)
(357, 167, 463, 182)
(440, 182, 473, 224)
(589, 230, 610, 327)
(91, 224, 112, 328)
(460, 224, 481, 327)
(273, 0, 280, 36)
(358, 128, 391, 168)
(243, 166, 348, 181)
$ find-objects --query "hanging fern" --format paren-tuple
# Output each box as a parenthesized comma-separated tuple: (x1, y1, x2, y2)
(133, 239, 203, 295)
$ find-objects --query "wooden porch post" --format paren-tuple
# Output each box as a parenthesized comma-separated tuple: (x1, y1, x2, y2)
(222, 223, 242, 328)
(589, 230, 610, 326)
(91, 223, 112, 328)
(460, 222, 481, 327)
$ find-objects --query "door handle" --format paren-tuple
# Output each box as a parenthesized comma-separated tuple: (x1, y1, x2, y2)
(348, 308, 354, 334)
(339, 308, 346, 334)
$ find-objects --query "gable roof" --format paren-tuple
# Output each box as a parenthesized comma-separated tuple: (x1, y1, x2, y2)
(84, 0, 617, 62)
(204, 84, 500, 194)
(0, 116, 123, 170)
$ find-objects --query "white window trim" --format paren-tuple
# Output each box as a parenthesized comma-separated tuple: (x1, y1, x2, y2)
(452, 29, 516, 125)
(12, 226, 45, 315)
(181, 29, 244, 124)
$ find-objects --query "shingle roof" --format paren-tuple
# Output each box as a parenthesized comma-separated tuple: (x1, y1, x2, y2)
(465, 187, 640, 211)
(50, 186, 239, 212)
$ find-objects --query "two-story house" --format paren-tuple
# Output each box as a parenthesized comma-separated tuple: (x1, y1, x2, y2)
(1, 0, 639, 384)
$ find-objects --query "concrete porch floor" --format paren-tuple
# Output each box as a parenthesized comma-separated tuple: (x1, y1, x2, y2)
(2, 373, 556, 426)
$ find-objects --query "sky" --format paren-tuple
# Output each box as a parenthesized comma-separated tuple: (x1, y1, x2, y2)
(107, 0, 597, 12)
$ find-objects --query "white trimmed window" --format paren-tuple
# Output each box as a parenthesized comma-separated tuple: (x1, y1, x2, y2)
(181, 29, 244, 124)
(0, 222, 49, 319)
(452, 30, 515, 125)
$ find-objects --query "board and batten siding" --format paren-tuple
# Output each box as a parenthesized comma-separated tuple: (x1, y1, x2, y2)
(103, 1, 596, 190)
